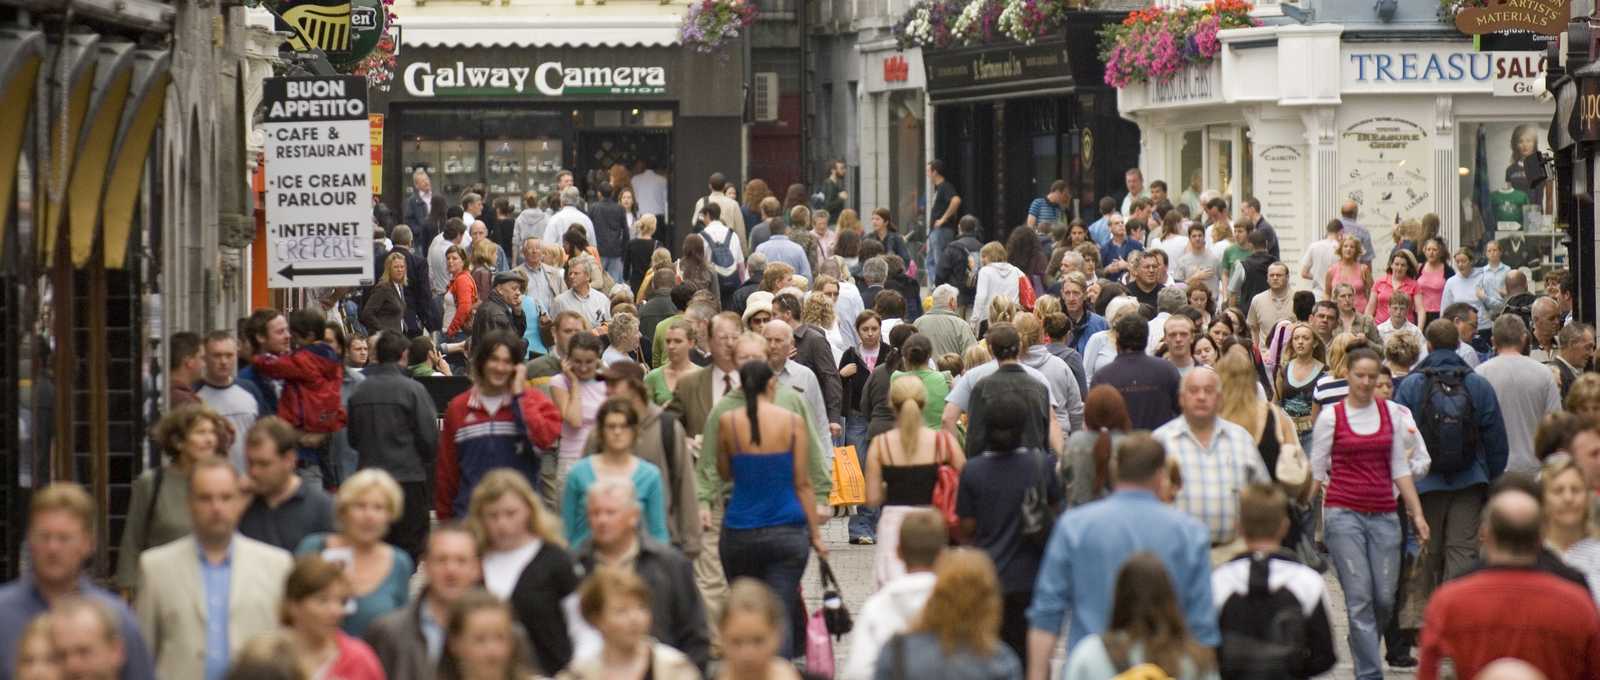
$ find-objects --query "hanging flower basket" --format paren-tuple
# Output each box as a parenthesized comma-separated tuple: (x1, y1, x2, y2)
(997, 0, 1090, 44)
(949, 0, 1009, 45)
(352, 31, 398, 92)
(1097, 0, 1259, 88)
(892, 0, 963, 49)
(681, 0, 759, 53)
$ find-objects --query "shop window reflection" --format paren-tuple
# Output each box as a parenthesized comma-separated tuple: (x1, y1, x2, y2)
(1456, 121, 1558, 287)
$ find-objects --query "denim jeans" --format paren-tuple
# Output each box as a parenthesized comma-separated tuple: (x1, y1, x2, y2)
(720, 524, 811, 659)
(602, 256, 625, 287)
(844, 415, 878, 540)
(1325, 506, 1402, 680)
(925, 227, 952, 287)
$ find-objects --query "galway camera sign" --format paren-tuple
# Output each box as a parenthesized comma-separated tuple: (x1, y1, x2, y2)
(403, 60, 668, 98)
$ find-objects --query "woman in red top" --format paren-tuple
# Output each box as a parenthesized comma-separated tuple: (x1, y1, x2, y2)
(1324, 235, 1372, 312)
(1365, 249, 1425, 325)
(445, 244, 479, 337)
(280, 555, 386, 680)
(1415, 237, 1452, 327)
(1311, 347, 1429, 680)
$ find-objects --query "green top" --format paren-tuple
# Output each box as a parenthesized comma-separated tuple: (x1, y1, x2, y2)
(1221, 244, 1251, 280)
(696, 386, 832, 507)
(891, 367, 951, 430)
(643, 366, 676, 406)
(651, 313, 685, 369)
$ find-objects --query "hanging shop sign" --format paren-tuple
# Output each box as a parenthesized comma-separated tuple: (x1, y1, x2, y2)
(369, 113, 383, 195)
(1337, 116, 1433, 227)
(402, 60, 668, 98)
(923, 39, 1072, 100)
(277, 0, 387, 65)
(263, 75, 375, 289)
(1491, 51, 1549, 96)
(1453, 0, 1568, 37)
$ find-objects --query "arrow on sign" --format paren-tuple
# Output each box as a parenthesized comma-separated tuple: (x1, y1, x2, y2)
(278, 264, 364, 280)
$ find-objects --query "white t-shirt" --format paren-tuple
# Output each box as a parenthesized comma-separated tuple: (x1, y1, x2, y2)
(1299, 239, 1339, 299)
(483, 541, 542, 599)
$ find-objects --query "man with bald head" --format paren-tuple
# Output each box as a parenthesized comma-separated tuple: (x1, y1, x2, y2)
(1152, 367, 1268, 562)
(1419, 481, 1600, 680)
(52, 597, 127, 680)
(762, 319, 831, 449)
(1528, 296, 1562, 362)
(1337, 200, 1375, 265)
(575, 479, 709, 670)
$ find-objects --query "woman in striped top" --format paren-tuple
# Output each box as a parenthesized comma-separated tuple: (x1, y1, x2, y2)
(1310, 347, 1430, 680)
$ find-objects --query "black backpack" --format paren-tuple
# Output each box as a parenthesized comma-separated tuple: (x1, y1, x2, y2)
(1416, 366, 1479, 476)
(1218, 555, 1311, 679)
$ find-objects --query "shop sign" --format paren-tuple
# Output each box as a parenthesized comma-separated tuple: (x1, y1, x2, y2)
(1344, 48, 1493, 93)
(1337, 116, 1433, 227)
(1254, 145, 1303, 236)
(1492, 51, 1549, 96)
(1578, 77, 1600, 142)
(884, 55, 909, 82)
(369, 114, 383, 196)
(1149, 62, 1220, 107)
(262, 76, 375, 289)
(402, 60, 667, 98)
(924, 41, 1068, 94)
(277, 0, 384, 64)
(1454, 0, 1568, 37)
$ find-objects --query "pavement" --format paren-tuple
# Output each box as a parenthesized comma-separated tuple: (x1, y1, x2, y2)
(801, 515, 1419, 680)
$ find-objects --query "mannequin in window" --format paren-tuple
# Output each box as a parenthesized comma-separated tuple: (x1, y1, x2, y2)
(1497, 232, 1541, 271)
(1504, 124, 1546, 192)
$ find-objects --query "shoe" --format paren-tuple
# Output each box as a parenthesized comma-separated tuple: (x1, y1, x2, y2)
(849, 536, 876, 545)
(1386, 655, 1418, 670)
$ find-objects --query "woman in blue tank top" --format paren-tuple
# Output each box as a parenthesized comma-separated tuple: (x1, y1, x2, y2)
(716, 359, 827, 659)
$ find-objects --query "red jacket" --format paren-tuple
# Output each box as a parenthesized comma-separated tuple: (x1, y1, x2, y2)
(435, 386, 561, 519)
(1419, 567, 1600, 680)
(251, 343, 347, 433)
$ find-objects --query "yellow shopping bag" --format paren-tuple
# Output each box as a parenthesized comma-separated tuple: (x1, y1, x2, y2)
(829, 445, 866, 506)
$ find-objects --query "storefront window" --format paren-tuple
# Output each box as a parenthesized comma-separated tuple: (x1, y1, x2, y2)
(889, 90, 925, 231)
(1176, 129, 1203, 213)
(1240, 130, 1254, 206)
(1209, 124, 1233, 202)
(1457, 121, 1556, 282)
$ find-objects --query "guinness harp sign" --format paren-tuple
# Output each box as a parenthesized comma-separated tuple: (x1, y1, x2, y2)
(276, 0, 387, 65)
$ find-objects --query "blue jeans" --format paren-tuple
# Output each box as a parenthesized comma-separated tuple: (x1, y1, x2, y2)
(1325, 506, 1402, 680)
(602, 256, 625, 287)
(720, 524, 811, 659)
(925, 227, 952, 286)
(844, 415, 878, 540)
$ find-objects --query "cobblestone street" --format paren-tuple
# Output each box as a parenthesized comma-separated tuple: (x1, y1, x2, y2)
(802, 516, 1418, 679)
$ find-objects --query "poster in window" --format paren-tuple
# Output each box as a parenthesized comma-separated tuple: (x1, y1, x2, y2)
(1337, 116, 1433, 243)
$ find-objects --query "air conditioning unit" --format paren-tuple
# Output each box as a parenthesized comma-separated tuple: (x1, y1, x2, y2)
(753, 72, 779, 122)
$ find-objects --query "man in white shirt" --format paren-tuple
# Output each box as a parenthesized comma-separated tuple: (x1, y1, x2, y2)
(428, 218, 469, 298)
(1171, 222, 1221, 293)
(700, 204, 747, 283)
(1299, 219, 1343, 300)
(550, 257, 612, 334)
(630, 159, 670, 219)
(544, 187, 597, 247)
(694, 172, 747, 255)
(1119, 168, 1151, 216)
(1162, 315, 1199, 376)
(196, 332, 264, 472)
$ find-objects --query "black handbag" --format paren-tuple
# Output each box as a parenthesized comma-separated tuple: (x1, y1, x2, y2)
(818, 557, 853, 638)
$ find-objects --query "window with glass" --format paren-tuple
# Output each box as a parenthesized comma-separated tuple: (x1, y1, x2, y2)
(1456, 121, 1557, 284)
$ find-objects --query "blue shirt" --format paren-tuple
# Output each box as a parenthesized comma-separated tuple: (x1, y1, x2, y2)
(1028, 198, 1063, 225)
(420, 601, 445, 664)
(199, 544, 234, 680)
(1088, 216, 1111, 247)
(1099, 238, 1144, 269)
(1393, 350, 1510, 494)
(754, 235, 812, 281)
(0, 576, 156, 680)
(1027, 490, 1219, 650)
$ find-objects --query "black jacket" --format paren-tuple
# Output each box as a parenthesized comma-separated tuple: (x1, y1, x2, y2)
(730, 276, 763, 316)
(589, 198, 630, 258)
(346, 363, 439, 484)
(938, 235, 984, 304)
(392, 245, 435, 333)
(887, 272, 924, 321)
(360, 282, 406, 336)
(794, 323, 843, 423)
(1238, 251, 1277, 312)
(510, 543, 583, 675)
(472, 289, 527, 354)
(576, 537, 711, 671)
(403, 194, 429, 233)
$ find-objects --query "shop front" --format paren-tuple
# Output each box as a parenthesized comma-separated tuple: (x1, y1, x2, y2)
(1121, 26, 1555, 281)
(859, 42, 927, 232)
(379, 27, 745, 242)
(923, 22, 1139, 241)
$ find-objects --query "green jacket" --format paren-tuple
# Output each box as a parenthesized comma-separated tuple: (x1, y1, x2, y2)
(696, 386, 832, 507)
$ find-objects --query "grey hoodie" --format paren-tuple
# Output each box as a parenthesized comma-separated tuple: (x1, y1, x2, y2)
(1021, 344, 1084, 434)
(513, 207, 549, 248)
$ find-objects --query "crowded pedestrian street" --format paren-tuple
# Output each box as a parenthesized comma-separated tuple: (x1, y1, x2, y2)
(4, 0, 1600, 678)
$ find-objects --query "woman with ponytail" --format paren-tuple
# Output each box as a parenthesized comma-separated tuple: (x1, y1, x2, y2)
(1064, 385, 1133, 508)
(865, 374, 965, 587)
(715, 359, 825, 660)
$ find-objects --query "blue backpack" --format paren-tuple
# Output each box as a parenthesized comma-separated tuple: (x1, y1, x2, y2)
(709, 227, 740, 291)
(1416, 366, 1479, 476)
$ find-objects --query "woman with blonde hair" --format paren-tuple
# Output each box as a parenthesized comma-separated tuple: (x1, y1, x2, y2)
(634, 247, 678, 305)
(623, 215, 659, 293)
(360, 250, 408, 335)
(294, 469, 415, 636)
(277, 556, 385, 680)
(971, 241, 1025, 325)
(471, 238, 500, 297)
(877, 549, 1020, 679)
(468, 469, 579, 674)
(1541, 453, 1600, 604)
(1325, 235, 1372, 311)
(1310, 333, 1372, 424)
(978, 294, 1022, 341)
(1566, 373, 1600, 422)
(117, 404, 230, 593)
(439, 590, 542, 680)
(559, 567, 700, 680)
(1082, 296, 1142, 380)
(1218, 345, 1302, 499)
(837, 207, 863, 233)
(866, 373, 964, 586)
(1276, 322, 1326, 450)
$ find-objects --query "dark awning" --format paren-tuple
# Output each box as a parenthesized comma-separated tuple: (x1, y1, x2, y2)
(38, 32, 99, 263)
(0, 27, 45, 255)
(101, 49, 171, 269)
(923, 38, 1074, 103)
(68, 40, 136, 267)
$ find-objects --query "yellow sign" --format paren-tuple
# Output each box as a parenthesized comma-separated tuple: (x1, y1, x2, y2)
(282, 2, 353, 53)
(370, 113, 383, 196)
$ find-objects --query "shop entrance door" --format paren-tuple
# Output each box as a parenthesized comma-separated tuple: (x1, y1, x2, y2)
(575, 130, 672, 196)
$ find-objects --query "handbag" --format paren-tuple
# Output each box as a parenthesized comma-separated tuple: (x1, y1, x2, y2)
(804, 607, 835, 677)
(1017, 274, 1037, 310)
(829, 445, 866, 507)
(930, 431, 961, 530)
(818, 557, 853, 637)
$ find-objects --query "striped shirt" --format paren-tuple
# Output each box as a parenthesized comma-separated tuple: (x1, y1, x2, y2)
(1028, 197, 1063, 225)
(1153, 416, 1269, 545)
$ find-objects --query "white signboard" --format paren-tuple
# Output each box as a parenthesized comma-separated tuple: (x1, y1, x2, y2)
(1491, 52, 1548, 97)
(263, 76, 374, 289)
(1337, 116, 1434, 232)
(1255, 145, 1304, 235)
